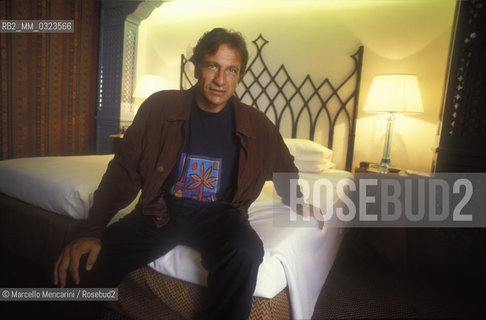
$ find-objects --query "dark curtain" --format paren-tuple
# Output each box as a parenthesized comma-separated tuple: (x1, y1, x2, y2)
(0, 0, 100, 159)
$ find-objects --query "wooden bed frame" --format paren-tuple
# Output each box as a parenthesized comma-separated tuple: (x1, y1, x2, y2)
(0, 37, 363, 319)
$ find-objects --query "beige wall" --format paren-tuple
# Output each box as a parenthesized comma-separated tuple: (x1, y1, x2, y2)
(136, 0, 456, 172)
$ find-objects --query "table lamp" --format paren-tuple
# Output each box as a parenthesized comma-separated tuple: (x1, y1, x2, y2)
(363, 74, 423, 171)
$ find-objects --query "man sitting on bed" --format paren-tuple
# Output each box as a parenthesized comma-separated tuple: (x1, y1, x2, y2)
(54, 27, 321, 320)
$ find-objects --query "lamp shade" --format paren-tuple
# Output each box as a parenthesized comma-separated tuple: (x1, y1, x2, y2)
(363, 74, 423, 113)
(133, 74, 168, 99)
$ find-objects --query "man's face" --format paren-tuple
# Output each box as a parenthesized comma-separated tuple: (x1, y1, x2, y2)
(195, 43, 241, 113)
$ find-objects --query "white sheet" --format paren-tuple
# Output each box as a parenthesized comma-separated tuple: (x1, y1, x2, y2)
(0, 155, 113, 219)
(0, 155, 139, 222)
(0, 155, 351, 319)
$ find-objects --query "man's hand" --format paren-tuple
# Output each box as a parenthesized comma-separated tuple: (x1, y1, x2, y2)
(297, 203, 324, 229)
(53, 237, 101, 288)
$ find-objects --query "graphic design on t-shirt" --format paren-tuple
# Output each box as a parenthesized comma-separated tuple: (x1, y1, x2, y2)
(170, 153, 222, 202)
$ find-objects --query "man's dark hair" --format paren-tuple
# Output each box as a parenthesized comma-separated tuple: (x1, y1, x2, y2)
(190, 28, 248, 80)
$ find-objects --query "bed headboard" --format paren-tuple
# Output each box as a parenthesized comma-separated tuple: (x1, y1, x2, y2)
(180, 35, 363, 171)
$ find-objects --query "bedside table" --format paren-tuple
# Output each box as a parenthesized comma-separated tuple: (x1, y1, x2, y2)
(108, 133, 124, 154)
(351, 162, 419, 276)
(354, 162, 405, 174)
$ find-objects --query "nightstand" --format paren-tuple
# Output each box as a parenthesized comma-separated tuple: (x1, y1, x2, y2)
(354, 162, 405, 175)
(351, 161, 411, 276)
(108, 133, 124, 154)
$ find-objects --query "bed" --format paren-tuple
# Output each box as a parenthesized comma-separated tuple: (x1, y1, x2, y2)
(0, 36, 363, 319)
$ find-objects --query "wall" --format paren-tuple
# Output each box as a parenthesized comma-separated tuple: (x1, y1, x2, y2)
(136, 0, 456, 172)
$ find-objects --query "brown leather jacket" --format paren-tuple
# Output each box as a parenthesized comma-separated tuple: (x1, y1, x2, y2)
(82, 87, 298, 239)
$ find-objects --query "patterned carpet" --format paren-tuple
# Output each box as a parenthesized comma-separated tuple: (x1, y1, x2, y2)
(311, 231, 486, 319)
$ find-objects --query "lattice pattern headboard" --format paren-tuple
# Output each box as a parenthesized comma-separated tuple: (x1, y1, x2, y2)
(180, 35, 363, 171)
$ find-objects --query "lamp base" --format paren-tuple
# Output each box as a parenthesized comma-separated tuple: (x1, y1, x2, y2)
(379, 158, 392, 173)
(378, 113, 394, 173)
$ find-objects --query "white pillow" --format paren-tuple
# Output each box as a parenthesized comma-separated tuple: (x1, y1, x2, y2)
(283, 138, 336, 172)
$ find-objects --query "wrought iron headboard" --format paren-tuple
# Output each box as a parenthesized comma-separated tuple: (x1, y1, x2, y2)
(180, 35, 363, 171)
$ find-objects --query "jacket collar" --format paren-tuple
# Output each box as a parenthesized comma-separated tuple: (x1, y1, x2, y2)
(168, 86, 255, 138)
(231, 95, 254, 138)
(166, 87, 194, 122)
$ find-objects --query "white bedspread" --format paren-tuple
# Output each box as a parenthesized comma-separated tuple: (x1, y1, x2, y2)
(0, 155, 351, 319)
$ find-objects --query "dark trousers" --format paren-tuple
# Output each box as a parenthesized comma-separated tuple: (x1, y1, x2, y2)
(78, 201, 264, 320)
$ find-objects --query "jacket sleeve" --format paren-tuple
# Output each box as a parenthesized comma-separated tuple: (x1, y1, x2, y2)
(77, 98, 154, 239)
